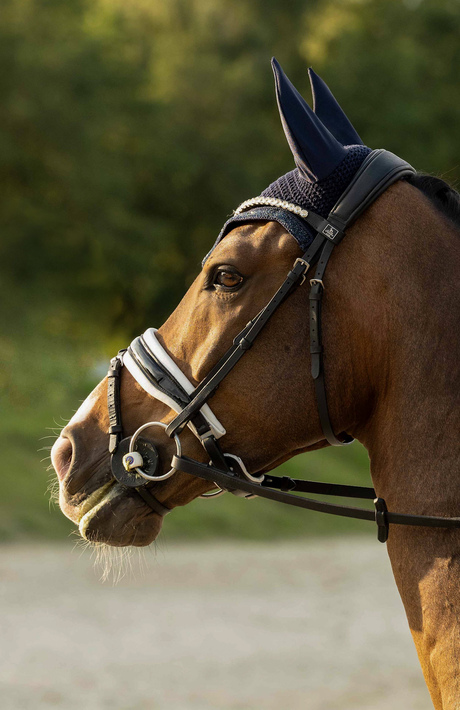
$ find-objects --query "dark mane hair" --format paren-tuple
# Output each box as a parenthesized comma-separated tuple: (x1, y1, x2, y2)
(408, 173, 460, 228)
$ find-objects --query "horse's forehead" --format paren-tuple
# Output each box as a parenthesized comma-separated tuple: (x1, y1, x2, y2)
(205, 221, 298, 266)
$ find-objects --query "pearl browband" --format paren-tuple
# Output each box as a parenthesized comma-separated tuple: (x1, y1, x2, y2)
(234, 197, 309, 219)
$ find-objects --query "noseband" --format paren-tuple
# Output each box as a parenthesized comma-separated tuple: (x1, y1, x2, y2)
(107, 150, 460, 542)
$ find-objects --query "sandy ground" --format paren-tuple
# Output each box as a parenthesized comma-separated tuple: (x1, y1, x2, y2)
(0, 538, 432, 710)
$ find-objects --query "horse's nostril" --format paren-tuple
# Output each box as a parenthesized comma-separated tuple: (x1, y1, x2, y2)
(51, 436, 74, 480)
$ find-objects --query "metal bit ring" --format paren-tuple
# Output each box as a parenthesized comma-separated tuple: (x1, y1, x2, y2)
(129, 421, 182, 481)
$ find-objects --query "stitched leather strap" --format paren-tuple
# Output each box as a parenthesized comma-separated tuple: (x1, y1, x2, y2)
(304, 149, 414, 445)
(107, 352, 125, 454)
(309, 241, 353, 446)
(262, 473, 375, 499)
(201, 431, 231, 471)
(172, 455, 460, 539)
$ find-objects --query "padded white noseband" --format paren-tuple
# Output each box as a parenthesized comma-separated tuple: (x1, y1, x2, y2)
(123, 328, 226, 440)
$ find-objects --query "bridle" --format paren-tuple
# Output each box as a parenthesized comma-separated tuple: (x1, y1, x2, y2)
(107, 149, 460, 542)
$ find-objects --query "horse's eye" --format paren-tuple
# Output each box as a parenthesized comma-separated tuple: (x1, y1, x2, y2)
(214, 269, 244, 291)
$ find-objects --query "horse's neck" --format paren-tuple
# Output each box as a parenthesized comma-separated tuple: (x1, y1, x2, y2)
(357, 192, 460, 710)
(362, 200, 460, 510)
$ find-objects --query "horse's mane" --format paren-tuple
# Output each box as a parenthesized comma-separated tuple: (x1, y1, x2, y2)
(408, 173, 460, 228)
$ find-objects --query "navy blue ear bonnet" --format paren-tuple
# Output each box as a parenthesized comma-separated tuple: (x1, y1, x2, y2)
(205, 59, 372, 259)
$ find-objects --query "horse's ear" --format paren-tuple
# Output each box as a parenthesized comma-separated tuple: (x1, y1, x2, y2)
(308, 68, 362, 146)
(271, 57, 347, 182)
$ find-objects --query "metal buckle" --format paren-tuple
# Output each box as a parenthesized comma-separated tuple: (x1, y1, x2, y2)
(309, 278, 325, 290)
(294, 258, 310, 285)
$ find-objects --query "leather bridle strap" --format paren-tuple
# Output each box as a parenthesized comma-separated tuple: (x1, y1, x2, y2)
(165, 232, 327, 438)
(309, 240, 353, 446)
(327, 149, 414, 229)
(262, 473, 375, 499)
(135, 486, 171, 517)
(172, 455, 460, 543)
(306, 149, 415, 446)
(108, 352, 125, 455)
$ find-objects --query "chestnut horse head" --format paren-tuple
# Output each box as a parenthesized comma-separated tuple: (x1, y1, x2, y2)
(51, 59, 460, 707)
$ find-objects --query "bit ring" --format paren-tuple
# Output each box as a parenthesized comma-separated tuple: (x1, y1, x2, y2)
(129, 421, 182, 481)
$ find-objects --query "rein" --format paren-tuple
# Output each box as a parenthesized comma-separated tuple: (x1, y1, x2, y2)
(107, 149, 460, 542)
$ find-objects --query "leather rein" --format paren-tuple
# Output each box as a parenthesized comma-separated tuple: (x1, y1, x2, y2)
(107, 149, 460, 543)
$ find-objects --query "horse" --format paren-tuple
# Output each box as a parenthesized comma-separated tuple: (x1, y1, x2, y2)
(51, 59, 460, 708)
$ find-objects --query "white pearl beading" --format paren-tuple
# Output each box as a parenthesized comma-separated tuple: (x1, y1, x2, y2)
(234, 196, 309, 219)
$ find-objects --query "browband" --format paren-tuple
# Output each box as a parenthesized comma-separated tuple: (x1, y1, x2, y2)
(207, 150, 414, 260)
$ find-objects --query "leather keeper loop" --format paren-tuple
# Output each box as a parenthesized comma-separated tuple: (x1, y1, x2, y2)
(109, 434, 119, 455)
(311, 355, 321, 380)
(239, 337, 253, 351)
(374, 497, 389, 543)
(309, 291, 323, 302)
(274, 476, 296, 492)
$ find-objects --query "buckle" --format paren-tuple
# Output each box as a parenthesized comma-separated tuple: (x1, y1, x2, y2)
(309, 278, 325, 290)
(294, 257, 310, 285)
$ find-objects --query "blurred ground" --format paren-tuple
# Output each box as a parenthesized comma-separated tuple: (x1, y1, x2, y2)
(0, 538, 432, 710)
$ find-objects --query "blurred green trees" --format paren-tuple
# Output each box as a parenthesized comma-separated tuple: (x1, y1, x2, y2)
(2, 0, 460, 336)
(302, 0, 460, 174)
(1, 0, 459, 539)
(0, 0, 311, 337)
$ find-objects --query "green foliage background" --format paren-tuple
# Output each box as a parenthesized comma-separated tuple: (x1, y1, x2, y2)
(1, 0, 459, 541)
